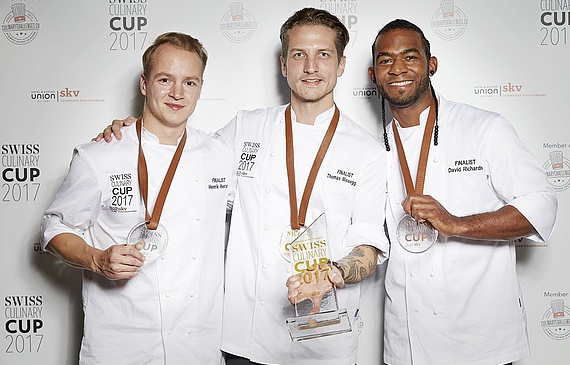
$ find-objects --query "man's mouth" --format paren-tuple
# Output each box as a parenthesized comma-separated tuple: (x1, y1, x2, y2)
(166, 103, 184, 110)
(303, 78, 322, 84)
(390, 80, 412, 87)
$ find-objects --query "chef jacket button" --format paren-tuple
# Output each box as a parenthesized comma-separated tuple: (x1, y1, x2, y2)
(410, 272, 416, 278)
(433, 158, 439, 163)
(194, 177, 199, 182)
(189, 292, 195, 297)
(195, 216, 201, 221)
(433, 310, 439, 316)
(150, 179, 155, 185)
(192, 255, 197, 260)
(265, 187, 271, 193)
(161, 255, 167, 260)
(429, 272, 435, 277)
(168, 330, 173, 336)
(286, 267, 291, 273)
(412, 309, 419, 314)
(187, 329, 192, 334)
(260, 300, 266, 306)
(165, 293, 170, 298)
(264, 226, 269, 231)
(270, 152, 276, 157)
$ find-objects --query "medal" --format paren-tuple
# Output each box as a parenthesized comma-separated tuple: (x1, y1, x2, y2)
(396, 214, 437, 253)
(279, 225, 304, 262)
(129, 118, 186, 262)
(127, 221, 169, 261)
(280, 104, 339, 260)
(392, 100, 439, 253)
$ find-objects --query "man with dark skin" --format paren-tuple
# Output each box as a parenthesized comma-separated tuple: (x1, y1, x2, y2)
(369, 19, 557, 365)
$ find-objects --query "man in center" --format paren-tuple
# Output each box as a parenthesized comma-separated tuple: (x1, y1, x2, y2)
(216, 8, 388, 365)
(98, 8, 389, 364)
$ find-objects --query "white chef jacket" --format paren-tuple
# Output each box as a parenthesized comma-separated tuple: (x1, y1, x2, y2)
(383, 94, 557, 365)
(215, 105, 389, 365)
(41, 123, 235, 365)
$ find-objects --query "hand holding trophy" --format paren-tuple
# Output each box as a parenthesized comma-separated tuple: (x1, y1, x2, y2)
(285, 214, 351, 341)
(288, 259, 332, 314)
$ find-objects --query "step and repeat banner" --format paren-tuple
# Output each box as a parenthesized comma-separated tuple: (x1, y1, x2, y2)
(1, 0, 568, 364)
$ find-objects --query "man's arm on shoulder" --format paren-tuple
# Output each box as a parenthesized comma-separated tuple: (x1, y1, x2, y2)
(92, 116, 137, 142)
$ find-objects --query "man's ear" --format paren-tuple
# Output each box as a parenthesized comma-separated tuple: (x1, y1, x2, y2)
(368, 67, 377, 84)
(140, 73, 147, 96)
(428, 56, 438, 76)
(280, 56, 287, 78)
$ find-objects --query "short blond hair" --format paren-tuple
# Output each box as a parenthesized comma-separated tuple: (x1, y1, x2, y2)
(142, 32, 208, 76)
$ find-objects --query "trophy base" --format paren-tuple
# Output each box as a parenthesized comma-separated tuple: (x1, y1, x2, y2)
(286, 308, 352, 341)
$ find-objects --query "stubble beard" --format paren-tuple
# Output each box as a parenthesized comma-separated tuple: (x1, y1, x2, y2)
(379, 74, 430, 108)
(292, 81, 334, 105)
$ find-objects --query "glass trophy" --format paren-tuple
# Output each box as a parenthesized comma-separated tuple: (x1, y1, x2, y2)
(286, 213, 352, 341)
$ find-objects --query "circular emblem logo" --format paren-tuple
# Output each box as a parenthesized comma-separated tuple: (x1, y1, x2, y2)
(543, 151, 570, 192)
(2, 4, 40, 45)
(430, 1, 468, 41)
(541, 300, 570, 340)
(220, 2, 257, 43)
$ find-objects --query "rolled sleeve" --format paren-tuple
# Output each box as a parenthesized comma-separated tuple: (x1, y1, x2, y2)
(40, 147, 102, 250)
(486, 116, 558, 242)
(344, 144, 389, 263)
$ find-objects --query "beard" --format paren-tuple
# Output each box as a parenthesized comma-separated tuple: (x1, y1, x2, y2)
(378, 74, 431, 108)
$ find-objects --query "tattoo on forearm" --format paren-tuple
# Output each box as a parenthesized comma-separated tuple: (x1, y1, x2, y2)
(337, 246, 377, 284)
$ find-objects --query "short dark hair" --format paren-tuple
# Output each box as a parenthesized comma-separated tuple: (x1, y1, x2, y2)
(280, 7, 349, 61)
(142, 32, 208, 77)
(371, 19, 431, 63)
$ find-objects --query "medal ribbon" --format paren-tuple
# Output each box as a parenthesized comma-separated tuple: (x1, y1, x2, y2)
(392, 100, 436, 196)
(285, 104, 340, 230)
(136, 117, 187, 230)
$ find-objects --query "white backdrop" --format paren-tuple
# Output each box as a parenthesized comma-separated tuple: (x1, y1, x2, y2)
(1, 0, 568, 364)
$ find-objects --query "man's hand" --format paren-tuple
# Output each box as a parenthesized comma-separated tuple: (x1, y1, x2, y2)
(402, 194, 537, 240)
(286, 264, 343, 314)
(92, 116, 137, 142)
(402, 194, 460, 236)
(93, 244, 146, 280)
